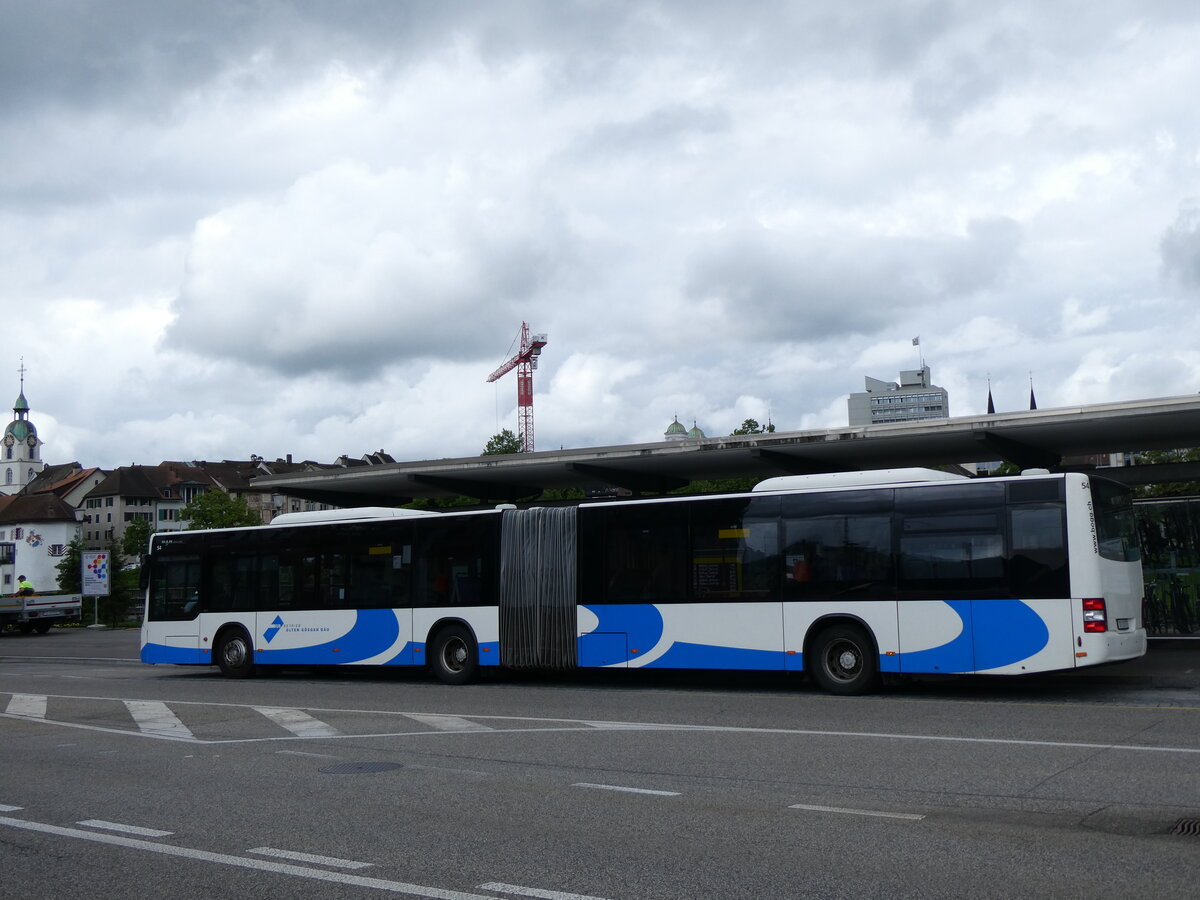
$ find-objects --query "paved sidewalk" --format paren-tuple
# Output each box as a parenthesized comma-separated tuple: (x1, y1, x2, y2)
(1052, 638, 1200, 688)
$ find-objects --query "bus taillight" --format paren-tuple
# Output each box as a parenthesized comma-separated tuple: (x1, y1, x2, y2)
(1082, 597, 1108, 633)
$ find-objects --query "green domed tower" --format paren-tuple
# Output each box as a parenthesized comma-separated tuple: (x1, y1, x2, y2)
(664, 416, 688, 441)
(3, 364, 45, 495)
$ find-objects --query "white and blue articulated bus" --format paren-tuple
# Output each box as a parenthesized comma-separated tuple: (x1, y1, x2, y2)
(140, 468, 1146, 694)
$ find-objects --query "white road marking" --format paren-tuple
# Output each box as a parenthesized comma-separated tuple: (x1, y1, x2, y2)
(572, 783, 680, 797)
(124, 700, 195, 740)
(248, 846, 373, 869)
(404, 713, 493, 732)
(479, 882, 613, 900)
(6, 694, 47, 718)
(254, 706, 341, 738)
(78, 819, 175, 837)
(275, 749, 338, 759)
(0, 804, 23, 812)
(0, 815, 511, 899)
(5, 692, 1200, 756)
(789, 803, 925, 821)
(407, 764, 491, 777)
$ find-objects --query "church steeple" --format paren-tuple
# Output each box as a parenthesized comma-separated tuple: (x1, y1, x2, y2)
(3, 358, 46, 495)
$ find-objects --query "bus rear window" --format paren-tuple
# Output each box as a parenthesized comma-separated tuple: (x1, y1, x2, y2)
(1091, 479, 1140, 562)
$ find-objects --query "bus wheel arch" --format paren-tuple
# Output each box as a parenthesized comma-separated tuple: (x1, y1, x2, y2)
(805, 617, 880, 695)
(214, 625, 256, 678)
(427, 620, 479, 685)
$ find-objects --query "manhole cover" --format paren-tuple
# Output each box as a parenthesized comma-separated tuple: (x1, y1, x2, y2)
(1171, 818, 1200, 837)
(319, 762, 403, 775)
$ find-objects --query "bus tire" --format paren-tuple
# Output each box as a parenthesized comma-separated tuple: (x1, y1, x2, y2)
(215, 628, 255, 679)
(33, 621, 52, 634)
(810, 623, 879, 695)
(429, 625, 478, 685)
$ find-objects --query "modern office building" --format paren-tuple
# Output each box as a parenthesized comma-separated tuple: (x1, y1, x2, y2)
(847, 365, 949, 426)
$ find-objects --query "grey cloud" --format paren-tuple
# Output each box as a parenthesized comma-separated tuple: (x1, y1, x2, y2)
(567, 104, 732, 162)
(161, 182, 574, 380)
(1161, 202, 1200, 292)
(686, 217, 1022, 341)
(908, 25, 1027, 130)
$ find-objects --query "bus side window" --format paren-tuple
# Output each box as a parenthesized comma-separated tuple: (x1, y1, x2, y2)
(896, 483, 1006, 599)
(1008, 505, 1068, 598)
(413, 517, 497, 607)
(150, 556, 201, 621)
(782, 490, 895, 601)
(599, 505, 688, 603)
(689, 497, 779, 601)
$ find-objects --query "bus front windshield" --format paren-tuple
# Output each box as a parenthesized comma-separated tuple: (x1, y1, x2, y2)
(1091, 479, 1140, 562)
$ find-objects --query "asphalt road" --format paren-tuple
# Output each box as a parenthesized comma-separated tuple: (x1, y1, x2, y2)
(1, 628, 1198, 899)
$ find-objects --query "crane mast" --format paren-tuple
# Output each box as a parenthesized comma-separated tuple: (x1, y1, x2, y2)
(486, 321, 548, 453)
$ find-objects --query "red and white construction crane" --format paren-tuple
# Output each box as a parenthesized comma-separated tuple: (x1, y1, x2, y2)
(486, 321, 548, 453)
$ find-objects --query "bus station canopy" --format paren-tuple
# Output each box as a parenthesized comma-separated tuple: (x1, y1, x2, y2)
(252, 394, 1200, 505)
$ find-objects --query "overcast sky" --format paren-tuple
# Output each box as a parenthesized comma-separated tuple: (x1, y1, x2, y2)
(4, 1, 1199, 470)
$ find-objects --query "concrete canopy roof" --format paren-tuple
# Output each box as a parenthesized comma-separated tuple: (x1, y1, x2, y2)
(251, 394, 1200, 506)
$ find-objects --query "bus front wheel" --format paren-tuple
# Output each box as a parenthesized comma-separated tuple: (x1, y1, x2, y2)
(810, 624, 879, 695)
(216, 629, 255, 678)
(429, 625, 478, 685)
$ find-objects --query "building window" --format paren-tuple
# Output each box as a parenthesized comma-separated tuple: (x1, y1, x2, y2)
(48, 544, 66, 557)
(106, 497, 114, 507)
(14, 528, 22, 539)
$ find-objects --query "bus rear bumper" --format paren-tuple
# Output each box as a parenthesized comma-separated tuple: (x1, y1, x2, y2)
(1077, 628, 1147, 667)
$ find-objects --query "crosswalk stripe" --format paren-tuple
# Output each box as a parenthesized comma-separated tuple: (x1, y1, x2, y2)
(6, 694, 47, 718)
(253, 707, 341, 738)
(403, 713, 493, 732)
(124, 700, 195, 740)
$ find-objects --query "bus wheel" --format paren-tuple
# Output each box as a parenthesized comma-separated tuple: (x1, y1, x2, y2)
(216, 629, 255, 678)
(810, 624, 879, 695)
(430, 625, 478, 685)
(33, 621, 52, 635)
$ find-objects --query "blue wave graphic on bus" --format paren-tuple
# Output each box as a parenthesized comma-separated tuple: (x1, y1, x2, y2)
(900, 599, 1050, 673)
(972, 599, 1050, 670)
(141, 643, 206, 665)
(580, 604, 664, 665)
(646, 642, 786, 670)
(256, 608, 403, 665)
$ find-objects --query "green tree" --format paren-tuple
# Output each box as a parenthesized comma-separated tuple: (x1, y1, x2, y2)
(180, 489, 262, 530)
(732, 418, 775, 435)
(1134, 448, 1200, 497)
(122, 517, 154, 560)
(55, 535, 84, 593)
(98, 538, 133, 627)
(482, 429, 522, 455)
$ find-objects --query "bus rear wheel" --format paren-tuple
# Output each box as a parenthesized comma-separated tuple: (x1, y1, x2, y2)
(430, 625, 478, 685)
(810, 624, 879, 695)
(216, 629, 255, 678)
